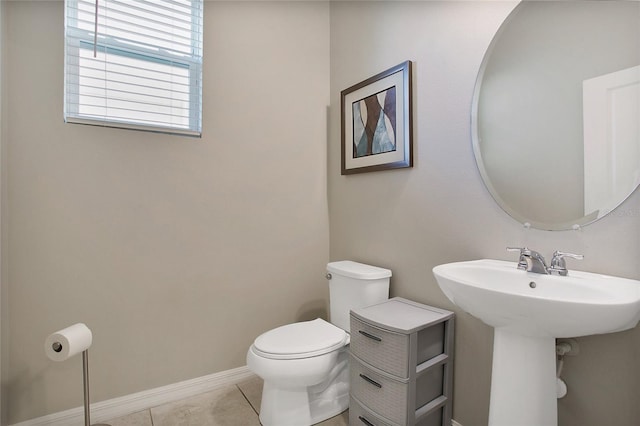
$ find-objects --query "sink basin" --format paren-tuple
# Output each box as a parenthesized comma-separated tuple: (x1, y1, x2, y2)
(433, 259, 640, 337)
(432, 259, 640, 426)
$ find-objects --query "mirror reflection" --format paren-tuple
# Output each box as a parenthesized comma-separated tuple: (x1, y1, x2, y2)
(473, 1, 640, 231)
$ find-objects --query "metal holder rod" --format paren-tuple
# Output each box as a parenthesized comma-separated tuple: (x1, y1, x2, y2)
(82, 350, 110, 426)
(83, 350, 91, 426)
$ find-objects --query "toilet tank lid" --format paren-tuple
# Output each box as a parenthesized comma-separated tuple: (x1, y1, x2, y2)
(327, 261, 392, 280)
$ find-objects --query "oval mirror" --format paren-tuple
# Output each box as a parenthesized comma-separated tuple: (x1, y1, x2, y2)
(473, 1, 640, 231)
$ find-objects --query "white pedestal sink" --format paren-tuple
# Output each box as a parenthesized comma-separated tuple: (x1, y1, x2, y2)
(433, 259, 640, 426)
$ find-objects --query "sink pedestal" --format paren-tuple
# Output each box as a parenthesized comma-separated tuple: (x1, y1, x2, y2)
(489, 329, 557, 426)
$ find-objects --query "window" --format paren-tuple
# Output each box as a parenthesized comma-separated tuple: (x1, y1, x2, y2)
(64, 0, 203, 136)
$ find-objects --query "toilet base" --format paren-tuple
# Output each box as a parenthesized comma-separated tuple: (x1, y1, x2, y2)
(258, 355, 349, 426)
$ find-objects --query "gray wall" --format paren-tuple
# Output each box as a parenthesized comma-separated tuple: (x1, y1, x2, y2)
(328, 2, 640, 426)
(2, 1, 330, 423)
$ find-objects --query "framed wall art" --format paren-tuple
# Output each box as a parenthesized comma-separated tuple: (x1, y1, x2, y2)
(341, 60, 413, 175)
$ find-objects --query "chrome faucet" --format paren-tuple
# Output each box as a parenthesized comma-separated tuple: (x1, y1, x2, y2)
(506, 247, 583, 276)
(507, 247, 549, 274)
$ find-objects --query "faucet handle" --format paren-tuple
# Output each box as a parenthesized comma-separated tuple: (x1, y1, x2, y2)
(507, 246, 528, 252)
(506, 247, 531, 270)
(549, 251, 584, 276)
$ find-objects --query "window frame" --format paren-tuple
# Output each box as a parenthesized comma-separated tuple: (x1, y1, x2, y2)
(64, 0, 203, 137)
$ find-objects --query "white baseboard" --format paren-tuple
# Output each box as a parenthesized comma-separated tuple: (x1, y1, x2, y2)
(11, 365, 255, 426)
(452, 420, 463, 426)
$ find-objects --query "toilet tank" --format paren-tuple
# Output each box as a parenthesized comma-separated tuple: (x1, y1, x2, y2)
(326, 261, 392, 332)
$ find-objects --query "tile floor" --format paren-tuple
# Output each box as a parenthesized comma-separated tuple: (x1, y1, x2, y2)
(104, 374, 349, 426)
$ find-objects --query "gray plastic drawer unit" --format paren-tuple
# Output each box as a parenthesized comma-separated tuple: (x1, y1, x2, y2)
(350, 297, 454, 426)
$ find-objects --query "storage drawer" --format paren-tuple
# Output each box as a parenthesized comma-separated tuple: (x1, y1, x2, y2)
(349, 298, 454, 426)
(349, 396, 399, 426)
(417, 322, 445, 364)
(350, 355, 409, 424)
(351, 316, 410, 378)
(416, 363, 444, 409)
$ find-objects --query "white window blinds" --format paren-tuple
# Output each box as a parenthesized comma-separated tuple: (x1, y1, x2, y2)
(64, 0, 203, 136)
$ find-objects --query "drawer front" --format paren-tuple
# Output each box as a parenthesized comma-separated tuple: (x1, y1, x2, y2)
(350, 316, 409, 378)
(350, 355, 409, 424)
(416, 364, 444, 408)
(349, 396, 398, 426)
(417, 322, 445, 364)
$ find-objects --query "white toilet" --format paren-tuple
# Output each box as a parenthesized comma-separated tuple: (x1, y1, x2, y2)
(246, 260, 391, 426)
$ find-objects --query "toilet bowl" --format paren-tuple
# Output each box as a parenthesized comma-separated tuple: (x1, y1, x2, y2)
(246, 261, 392, 426)
(247, 318, 350, 426)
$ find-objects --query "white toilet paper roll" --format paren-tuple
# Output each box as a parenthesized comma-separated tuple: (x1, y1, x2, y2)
(45, 323, 93, 362)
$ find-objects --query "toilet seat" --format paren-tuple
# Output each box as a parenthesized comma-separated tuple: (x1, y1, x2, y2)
(253, 318, 347, 360)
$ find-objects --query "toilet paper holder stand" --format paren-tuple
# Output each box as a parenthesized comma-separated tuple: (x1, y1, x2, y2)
(80, 349, 110, 426)
(50, 341, 111, 426)
(82, 349, 110, 426)
(47, 323, 110, 426)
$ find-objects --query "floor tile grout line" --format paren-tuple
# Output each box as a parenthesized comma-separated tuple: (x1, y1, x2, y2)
(236, 384, 261, 418)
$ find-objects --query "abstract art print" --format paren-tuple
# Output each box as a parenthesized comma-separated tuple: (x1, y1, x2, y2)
(352, 86, 397, 158)
(341, 61, 413, 174)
